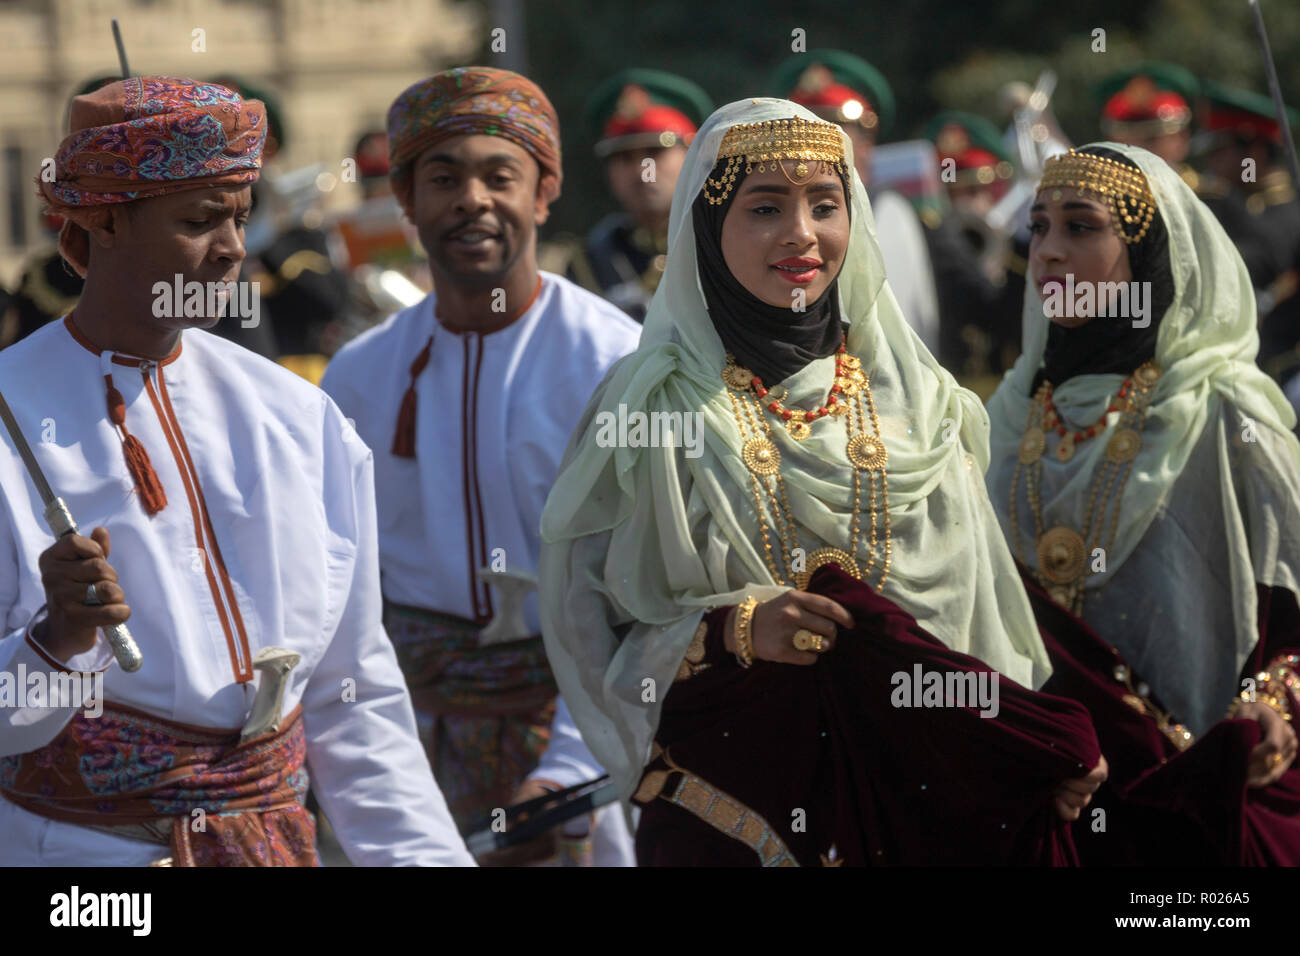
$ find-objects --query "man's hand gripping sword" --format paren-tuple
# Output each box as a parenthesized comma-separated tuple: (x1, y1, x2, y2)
(0, 390, 143, 672)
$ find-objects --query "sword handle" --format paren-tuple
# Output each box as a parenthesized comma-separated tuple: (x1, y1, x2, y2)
(104, 622, 143, 673)
(44, 498, 77, 538)
(43, 497, 144, 673)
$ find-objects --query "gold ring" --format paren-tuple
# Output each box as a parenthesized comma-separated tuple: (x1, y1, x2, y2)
(1271, 752, 1284, 768)
(792, 629, 825, 652)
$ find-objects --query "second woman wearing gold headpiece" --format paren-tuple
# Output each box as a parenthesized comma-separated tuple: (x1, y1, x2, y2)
(986, 143, 1300, 864)
(540, 98, 1108, 866)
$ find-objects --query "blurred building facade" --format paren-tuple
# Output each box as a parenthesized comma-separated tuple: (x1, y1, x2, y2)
(0, 0, 481, 279)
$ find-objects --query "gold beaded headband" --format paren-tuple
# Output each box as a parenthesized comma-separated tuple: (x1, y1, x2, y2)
(701, 116, 849, 206)
(1038, 149, 1158, 244)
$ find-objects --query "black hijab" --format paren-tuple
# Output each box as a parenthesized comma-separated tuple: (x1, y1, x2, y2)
(1032, 146, 1175, 393)
(692, 159, 849, 385)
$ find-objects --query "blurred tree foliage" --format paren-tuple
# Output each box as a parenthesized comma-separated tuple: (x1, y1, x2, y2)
(457, 0, 1300, 238)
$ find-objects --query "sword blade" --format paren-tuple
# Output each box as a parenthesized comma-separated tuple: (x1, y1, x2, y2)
(1249, 0, 1300, 195)
(465, 778, 620, 856)
(111, 18, 131, 79)
(0, 390, 57, 506)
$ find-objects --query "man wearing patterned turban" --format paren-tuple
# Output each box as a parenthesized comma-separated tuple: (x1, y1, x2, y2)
(0, 76, 473, 866)
(323, 67, 640, 866)
(384, 66, 564, 301)
(40, 76, 266, 285)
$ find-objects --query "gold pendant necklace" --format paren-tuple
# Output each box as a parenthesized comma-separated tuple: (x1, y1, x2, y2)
(730, 343, 864, 441)
(722, 351, 891, 591)
(1008, 361, 1160, 613)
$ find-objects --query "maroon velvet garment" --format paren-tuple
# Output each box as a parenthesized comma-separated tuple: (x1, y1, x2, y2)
(1024, 570, 1300, 865)
(634, 565, 1102, 866)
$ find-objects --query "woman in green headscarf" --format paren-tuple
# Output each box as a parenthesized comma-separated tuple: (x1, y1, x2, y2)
(539, 98, 1106, 867)
(986, 143, 1300, 864)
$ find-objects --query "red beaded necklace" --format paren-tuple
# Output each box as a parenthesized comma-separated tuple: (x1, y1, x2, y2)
(1039, 367, 1143, 446)
(749, 340, 856, 424)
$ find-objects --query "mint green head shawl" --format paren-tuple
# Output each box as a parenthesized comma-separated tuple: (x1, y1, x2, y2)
(540, 98, 1052, 796)
(987, 142, 1300, 735)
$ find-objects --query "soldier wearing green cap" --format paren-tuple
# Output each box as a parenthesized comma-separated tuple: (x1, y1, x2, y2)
(542, 69, 711, 322)
(768, 50, 940, 356)
(927, 110, 1016, 219)
(1093, 61, 1200, 180)
(922, 110, 1026, 386)
(1195, 81, 1300, 380)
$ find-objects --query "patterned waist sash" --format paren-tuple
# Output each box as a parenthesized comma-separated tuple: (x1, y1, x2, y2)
(383, 599, 556, 717)
(0, 702, 318, 867)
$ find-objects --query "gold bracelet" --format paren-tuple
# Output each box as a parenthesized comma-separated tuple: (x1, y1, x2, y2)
(1260, 658, 1298, 722)
(733, 597, 758, 668)
(1228, 690, 1290, 722)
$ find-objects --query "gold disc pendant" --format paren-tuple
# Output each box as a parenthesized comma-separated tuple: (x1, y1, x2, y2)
(1037, 526, 1087, 584)
(835, 376, 860, 397)
(794, 547, 861, 590)
(723, 363, 754, 390)
(846, 433, 888, 470)
(840, 355, 862, 371)
(1106, 428, 1141, 463)
(742, 437, 781, 475)
(787, 419, 812, 440)
(1055, 432, 1075, 462)
(1133, 363, 1161, 388)
(1019, 427, 1045, 464)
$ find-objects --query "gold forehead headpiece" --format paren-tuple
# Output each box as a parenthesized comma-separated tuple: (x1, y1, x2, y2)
(701, 116, 849, 206)
(1038, 148, 1158, 244)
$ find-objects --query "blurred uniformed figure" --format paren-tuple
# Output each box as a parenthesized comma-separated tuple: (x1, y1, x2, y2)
(1193, 82, 1300, 384)
(329, 129, 430, 332)
(1094, 62, 1201, 188)
(0, 76, 122, 350)
(199, 75, 289, 362)
(923, 111, 1026, 384)
(0, 212, 83, 350)
(541, 69, 711, 323)
(769, 50, 941, 355)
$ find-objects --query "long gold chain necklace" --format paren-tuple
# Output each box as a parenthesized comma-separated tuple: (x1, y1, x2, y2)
(1009, 361, 1160, 613)
(722, 346, 891, 591)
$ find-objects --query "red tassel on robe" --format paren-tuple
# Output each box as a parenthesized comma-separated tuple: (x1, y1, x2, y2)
(392, 334, 434, 458)
(104, 375, 167, 515)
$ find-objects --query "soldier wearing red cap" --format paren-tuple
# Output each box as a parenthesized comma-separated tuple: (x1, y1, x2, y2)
(1094, 62, 1199, 178)
(923, 111, 1026, 387)
(1196, 82, 1300, 385)
(543, 69, 711, 323)
(929, 112, 1016, 220)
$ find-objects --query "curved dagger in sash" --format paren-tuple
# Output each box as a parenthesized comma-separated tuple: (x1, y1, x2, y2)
(0, 390, 143, 672)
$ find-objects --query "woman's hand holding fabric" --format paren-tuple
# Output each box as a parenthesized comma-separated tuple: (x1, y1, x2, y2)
(1052, 755, 1108, 821)
(1237, 701, 1298, 788)
(725, 590, 854, 666)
